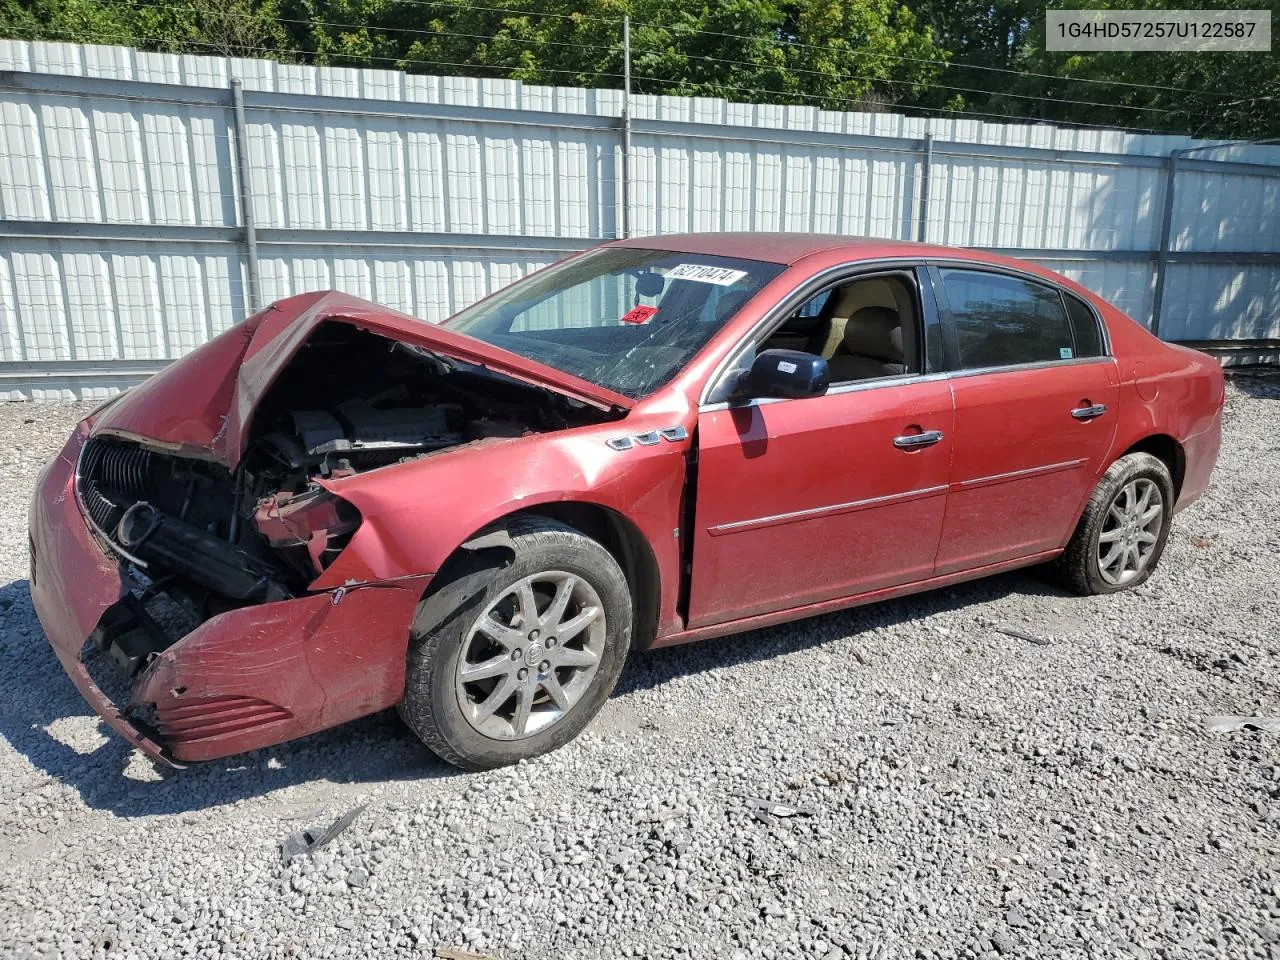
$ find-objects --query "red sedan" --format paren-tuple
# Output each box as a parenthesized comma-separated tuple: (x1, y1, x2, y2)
(28, 234, 1224, 770)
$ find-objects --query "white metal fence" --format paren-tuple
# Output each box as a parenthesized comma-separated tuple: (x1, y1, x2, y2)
(2, 40, 1278, 399)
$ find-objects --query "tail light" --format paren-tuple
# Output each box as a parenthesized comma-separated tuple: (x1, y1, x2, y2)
(254, 487, 361, 574)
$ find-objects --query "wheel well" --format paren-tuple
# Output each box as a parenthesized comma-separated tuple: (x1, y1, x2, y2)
(1122, 434, 1185, 499)
(525, 503, 661, 651)
(432, 503, 662, 652)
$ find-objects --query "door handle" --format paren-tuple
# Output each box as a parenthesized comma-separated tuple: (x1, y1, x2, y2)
(1071, 403, 1108, 420)
(893, 429, 944, 450)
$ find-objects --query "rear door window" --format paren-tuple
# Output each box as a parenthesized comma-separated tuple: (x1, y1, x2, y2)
(939, 269, 1077, 369)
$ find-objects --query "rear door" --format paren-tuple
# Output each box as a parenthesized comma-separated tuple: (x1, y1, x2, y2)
(929, 266, 1119, 574)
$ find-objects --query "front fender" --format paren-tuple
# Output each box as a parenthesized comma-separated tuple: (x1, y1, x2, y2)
(312, 420, 692, 638)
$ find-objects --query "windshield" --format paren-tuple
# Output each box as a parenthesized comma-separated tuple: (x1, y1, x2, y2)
(444, 247, 784, 399)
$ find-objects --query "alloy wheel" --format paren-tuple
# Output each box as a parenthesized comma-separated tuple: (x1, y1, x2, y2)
(454, 571, 606, 740)
(1097, 478, 1164, 586)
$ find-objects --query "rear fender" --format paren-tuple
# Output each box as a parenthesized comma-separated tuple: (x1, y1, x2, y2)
(1106, 341, 1223, 510)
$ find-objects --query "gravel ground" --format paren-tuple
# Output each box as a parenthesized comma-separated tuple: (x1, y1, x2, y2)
(1, 374, 1278, 960)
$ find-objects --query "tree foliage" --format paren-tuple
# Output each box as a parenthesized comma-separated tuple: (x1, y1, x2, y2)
(914, 0, 1280, 138)
(0, 0, 1275, 138)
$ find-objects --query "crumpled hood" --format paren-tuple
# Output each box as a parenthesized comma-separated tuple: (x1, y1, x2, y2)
(93, 291, 634, 467)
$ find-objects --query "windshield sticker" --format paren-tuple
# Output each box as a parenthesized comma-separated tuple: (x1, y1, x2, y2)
(665, 263, 750, 286)
(1059, 346, 1074, 359)
(620, 304, 659, 325)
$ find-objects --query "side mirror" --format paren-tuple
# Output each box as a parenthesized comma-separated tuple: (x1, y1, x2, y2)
(737, 349, 830, 400)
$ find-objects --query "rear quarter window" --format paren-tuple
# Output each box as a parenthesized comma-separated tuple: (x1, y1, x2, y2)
(1063, 292, 1105, 358)
(940, 269, 1077, 369)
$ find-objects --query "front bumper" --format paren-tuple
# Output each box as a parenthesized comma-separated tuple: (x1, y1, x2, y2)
(28, 422, 167, 758)
(29, 423, 430, 764)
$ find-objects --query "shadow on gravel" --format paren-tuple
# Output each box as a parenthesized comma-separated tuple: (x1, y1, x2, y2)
(617, 568, 1070, 698)
(3, 567, 1070, 815)
(1226, 368, 1280, 400)
(0, 577, 459, 818)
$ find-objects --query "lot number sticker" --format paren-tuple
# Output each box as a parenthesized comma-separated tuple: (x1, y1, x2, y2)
(665, 264, 749, 286)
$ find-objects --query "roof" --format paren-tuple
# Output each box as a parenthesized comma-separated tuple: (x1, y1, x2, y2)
(608, 232, 931, 266)
(608, 232, 1104, 295)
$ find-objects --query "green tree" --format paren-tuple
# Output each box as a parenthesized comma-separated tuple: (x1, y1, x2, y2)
(901, 0, 1280, 137)
(0, 0, 292, 59)
(0, 0, 137, 48)
(139, 0, 293, 60)
(1016, 0, 1280, 138)
(278, 0, 951, 114)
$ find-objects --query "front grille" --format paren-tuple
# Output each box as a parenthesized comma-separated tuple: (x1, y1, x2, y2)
(81, 483, 120, 533)
(81, 435, 153, 494)
(78, 436, 154, 540)
(155, 696, 292, 744)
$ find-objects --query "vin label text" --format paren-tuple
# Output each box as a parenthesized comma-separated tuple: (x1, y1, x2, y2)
(1047, 10, 1270, 51)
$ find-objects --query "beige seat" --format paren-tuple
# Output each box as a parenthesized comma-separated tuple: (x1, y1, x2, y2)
(813, 277, 903, 360)
(825, 307, 907, 382)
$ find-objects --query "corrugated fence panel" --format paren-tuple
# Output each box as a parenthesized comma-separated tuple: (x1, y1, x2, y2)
(1160, 264, 1280, 340)
(255, 250, 562, 327)
(1172, 168, 1280, 253)
(242, 113, 622, 238)
(1, 97, 52, 219)
(928, 158, 1163, 252)
(42, 100, 101, 222)
(631, 133, 922, 239)
(0, 38, 1277, 399)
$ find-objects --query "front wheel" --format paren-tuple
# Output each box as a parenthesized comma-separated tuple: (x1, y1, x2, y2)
(1055, 452, 1175, 595)
(399, 517, 632, 770)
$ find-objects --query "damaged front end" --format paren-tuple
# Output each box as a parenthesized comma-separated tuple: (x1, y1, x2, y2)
(76, 433, 352, 676)
(58, 413, 426, 763)
(32, 295, 626, 763)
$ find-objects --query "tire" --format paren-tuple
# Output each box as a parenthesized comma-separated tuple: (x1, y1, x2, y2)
(399, 517, 632, 771)
(1054, 452, 1175, 596)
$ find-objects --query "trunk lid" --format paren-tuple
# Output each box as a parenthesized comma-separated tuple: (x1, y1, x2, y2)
(95, 291, 634, 466)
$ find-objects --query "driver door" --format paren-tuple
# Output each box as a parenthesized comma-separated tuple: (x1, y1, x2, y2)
(686, 269, 954, 629)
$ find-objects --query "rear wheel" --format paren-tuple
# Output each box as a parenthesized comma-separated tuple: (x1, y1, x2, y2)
(400, 518, 632, 770)
(1055, 452, 1175, 595)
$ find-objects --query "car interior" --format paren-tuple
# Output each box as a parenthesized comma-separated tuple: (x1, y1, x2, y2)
(761, 274, 922, 383)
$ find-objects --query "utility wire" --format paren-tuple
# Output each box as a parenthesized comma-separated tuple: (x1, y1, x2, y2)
(650, 50, 1205, 119)
(280, 10, 1202, 120)
(19, 25, 626, 83)
(629, 74, 1167, 133)
(122, 2, 1217, 125)
(270, 16, 620, 56)
(644, 20, 1268, 102)
(123, 0, 1253, 105)
(20, 16, 1235, 134)
(369, 0, 1262, 102)
(330, 0, 621, 27)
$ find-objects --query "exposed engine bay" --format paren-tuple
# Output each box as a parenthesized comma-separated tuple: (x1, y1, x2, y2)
(77, 322, 613, 674)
